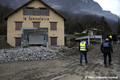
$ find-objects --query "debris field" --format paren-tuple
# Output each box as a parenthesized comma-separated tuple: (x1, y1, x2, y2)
(0, 43, 120, 80)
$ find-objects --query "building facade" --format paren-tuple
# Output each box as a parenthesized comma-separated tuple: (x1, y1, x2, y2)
(5, 0, 65, 47)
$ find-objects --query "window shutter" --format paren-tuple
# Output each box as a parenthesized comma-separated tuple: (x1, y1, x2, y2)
(37, 8, 40, 15)
(50, 22, 57, 30)
(33, 8, 38, 15)
(23, 8, 27, 15)
(46, 8, 49, 16)
(15, 22, 22, 30)
(15, 37, 21, 46)
(33, 22, 40, 28)
(51, 37, 57, 45)
(33, 8, 36, 15)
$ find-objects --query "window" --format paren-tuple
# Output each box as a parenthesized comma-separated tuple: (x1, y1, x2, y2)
(23, 7, 49, 16)
(26, 8, 33, 15)
(50, 22, 57, 30)
(51, 37, 57, 45)
(40, 8, 47, 16)
(15, 37, 21, 46)
(15, 22, 22, 30)
(33, 22, 40, 28)
(33, 8, 39, 15)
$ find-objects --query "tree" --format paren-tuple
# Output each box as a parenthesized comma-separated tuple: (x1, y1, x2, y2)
(74, 22, 84, 33)
(97, 17, 112, 36)
(58, 10, 114, 35)
(80, 15, 99, 31)
(0, 4, 13, 35)
(65, 19, 75, 34)
(117, 20, 120, 35)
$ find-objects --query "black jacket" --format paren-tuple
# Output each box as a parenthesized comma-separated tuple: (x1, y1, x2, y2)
(101, 41, 113, 53)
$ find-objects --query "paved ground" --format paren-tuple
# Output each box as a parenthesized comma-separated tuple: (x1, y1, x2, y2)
(0, 44, 120, 80)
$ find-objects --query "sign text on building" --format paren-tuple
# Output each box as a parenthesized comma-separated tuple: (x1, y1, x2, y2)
(23, 16, 49, 21)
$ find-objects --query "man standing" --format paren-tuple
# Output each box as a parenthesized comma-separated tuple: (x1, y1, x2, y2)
(79, 41, 88, 66)
(101, 38, 113, 67)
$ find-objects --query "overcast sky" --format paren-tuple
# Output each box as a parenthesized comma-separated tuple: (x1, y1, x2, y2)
(93, 0, 120, 16)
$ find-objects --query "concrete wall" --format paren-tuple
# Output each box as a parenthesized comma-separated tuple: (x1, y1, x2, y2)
(7, 0, 64, 47)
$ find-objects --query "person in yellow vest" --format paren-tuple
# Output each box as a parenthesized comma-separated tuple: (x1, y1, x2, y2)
(79, 41, 88, 66)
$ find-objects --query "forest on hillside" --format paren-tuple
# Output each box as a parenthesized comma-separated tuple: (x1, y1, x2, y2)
(0, 4, 13, 35)
(0, 4, 120, 37)
(59, 11, 120, 37)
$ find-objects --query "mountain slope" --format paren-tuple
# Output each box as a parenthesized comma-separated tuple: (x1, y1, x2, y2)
(1, 0, 118, 21)
(0, 0, 118, 32)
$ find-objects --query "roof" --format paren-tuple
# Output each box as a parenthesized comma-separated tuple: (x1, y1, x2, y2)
(4, 0, 66, 20)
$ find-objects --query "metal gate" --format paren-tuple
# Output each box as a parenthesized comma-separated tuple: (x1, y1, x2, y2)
(29, 35, 44, 45)
(21, 28, 48, 47)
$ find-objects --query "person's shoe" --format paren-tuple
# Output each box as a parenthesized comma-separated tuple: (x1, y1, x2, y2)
(80, 64, 83, 66)
(109, 63, 112, 65)
(104, 65, 107, 68)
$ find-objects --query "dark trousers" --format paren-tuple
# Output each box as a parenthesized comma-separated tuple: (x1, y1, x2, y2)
(103, 52, 112, 65)
(80, 51, 87, 64)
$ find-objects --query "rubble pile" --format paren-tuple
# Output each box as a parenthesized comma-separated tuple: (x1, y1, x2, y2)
(0, 46, 71, 63)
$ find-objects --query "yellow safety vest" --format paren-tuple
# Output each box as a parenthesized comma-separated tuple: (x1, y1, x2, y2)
(80, 42, 86, 51)
(109, 35, 112, 39)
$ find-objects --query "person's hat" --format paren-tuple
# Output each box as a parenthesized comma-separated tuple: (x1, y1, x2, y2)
(105, 38, 109, 41)
(81, 41, 86, 43)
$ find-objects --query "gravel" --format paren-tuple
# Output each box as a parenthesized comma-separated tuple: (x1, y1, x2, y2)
(0, 46, 72, 64)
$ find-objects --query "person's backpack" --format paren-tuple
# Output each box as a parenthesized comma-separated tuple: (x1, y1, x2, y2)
(103, 42, 110, 51)
(103, 42, 109, 47)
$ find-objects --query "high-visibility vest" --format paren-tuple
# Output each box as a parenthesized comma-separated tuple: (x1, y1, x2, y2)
(80, 42, 87, 51)
(109, 35, 112, 39)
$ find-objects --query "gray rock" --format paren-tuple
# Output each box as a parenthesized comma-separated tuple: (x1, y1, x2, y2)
(0, 46, 75, 63)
